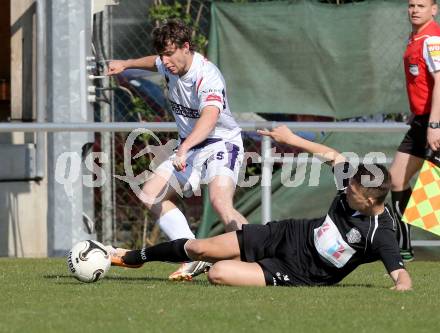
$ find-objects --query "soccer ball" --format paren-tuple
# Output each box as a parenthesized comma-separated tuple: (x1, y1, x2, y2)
(67, 240, 111, 283)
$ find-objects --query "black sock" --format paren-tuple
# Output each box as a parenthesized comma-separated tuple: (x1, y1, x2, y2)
(391, 189, 413, 251)
(122, 238, 190, 266)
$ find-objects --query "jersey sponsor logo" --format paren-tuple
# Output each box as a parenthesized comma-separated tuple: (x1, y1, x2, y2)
(346, 228, 362, 244)
(409, 64, 419, 76)
(427, 43, 440, 63)
(205, 94, 222, 103)
(428, 43, 440, 52)
(314, 215, 356, 268)
(200, 88, 223, 94)
(201, 88, 227, 110)
(169, 100, 200, 119)
(430, 51, 440, 58)
(316, 221, 330, 237)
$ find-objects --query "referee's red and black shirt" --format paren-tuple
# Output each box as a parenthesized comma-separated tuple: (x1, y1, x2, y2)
(404, 20, 440, 116)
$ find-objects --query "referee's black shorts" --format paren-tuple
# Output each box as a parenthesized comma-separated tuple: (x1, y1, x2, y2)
(236, 219, 320, 286)
(397, 114, 429, 159)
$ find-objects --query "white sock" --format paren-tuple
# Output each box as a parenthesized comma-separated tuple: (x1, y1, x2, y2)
(157, 208, 195, 240)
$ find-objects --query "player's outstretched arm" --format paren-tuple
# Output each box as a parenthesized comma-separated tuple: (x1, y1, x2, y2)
(389, 268, 412, 291)
(106, 55, 159, 75)
(257, 125, 345, 166)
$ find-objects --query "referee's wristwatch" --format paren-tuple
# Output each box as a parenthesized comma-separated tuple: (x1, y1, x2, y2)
(428, 121, 440, 129)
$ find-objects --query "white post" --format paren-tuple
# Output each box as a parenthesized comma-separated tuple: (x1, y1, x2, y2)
(100, 7, 113, 244)
(36, 0, 47, 180)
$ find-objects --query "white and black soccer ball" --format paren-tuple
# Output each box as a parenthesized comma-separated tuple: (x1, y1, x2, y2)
(67, 240, 111, 283)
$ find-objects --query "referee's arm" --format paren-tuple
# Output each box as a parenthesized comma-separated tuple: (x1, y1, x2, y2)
(257, 125, 346, 166)
(428, 71, 440, 151)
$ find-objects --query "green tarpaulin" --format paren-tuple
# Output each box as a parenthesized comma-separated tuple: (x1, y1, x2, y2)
(208, 0, 410, 118)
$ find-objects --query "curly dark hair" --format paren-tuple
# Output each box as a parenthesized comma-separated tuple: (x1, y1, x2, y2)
(152, 19, 194, 55)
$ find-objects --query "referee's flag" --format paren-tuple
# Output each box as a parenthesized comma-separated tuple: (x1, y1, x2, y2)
(402, 151, 440, 236)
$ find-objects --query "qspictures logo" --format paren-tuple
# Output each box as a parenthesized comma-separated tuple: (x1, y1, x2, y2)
(54, 129, 388, 202)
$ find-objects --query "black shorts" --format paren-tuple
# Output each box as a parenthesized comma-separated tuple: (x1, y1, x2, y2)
(397, 115, 429, 159)
(237, 219, 323, 287)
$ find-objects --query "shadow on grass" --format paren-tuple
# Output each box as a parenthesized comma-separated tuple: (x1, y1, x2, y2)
(330, 283, 375, 288)
(43, 275, 383, 289)
(330, 283, 397, 290)
(43, 274, 210, 286)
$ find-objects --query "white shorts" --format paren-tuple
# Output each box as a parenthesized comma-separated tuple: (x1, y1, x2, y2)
(156, 138, 244, 196)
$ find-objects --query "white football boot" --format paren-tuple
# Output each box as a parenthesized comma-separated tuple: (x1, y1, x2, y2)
(168, 261, 212, 281)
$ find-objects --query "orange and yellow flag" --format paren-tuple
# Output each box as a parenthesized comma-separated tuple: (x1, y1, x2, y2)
(402, 153, 440, 236)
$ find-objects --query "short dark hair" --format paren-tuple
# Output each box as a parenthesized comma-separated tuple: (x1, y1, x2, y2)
(352, 164, 391, 204)
(152, 19, 194, 55)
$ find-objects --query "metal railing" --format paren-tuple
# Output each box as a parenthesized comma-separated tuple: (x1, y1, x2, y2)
(0, 121, 410, 133)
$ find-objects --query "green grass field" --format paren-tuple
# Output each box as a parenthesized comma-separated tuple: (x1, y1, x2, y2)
(0, 259, 439, 333)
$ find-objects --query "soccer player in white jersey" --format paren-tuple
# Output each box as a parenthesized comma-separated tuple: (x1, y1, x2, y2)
(107, 20, 247, 280)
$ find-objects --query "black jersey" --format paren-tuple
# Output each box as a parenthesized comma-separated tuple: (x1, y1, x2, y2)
(241, 192, 405, 286)
(308, 191, 405, 284)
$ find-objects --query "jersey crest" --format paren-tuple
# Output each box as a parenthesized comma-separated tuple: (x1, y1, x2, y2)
(346, 228, 362, 244)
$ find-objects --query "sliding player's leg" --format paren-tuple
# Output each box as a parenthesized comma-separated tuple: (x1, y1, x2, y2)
(207, 260, 266, 287)
(111, 231, 240, 269)
(184, 231, 241, 262)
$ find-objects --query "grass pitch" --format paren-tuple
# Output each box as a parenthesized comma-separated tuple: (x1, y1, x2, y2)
(0, 259, 439, 333)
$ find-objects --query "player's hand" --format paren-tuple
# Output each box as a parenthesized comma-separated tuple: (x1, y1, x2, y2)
(257, 125, 300, 145)
(107, 60, 127, 75)
(173, 147, 188, 172)
(390, 284, 412, 292)
(427, 128, 440, 151)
